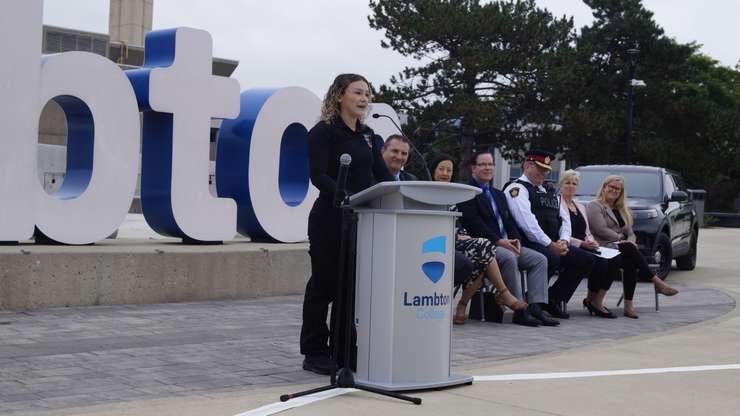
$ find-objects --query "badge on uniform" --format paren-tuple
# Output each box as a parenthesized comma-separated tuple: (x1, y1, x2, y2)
(363, 133, 373, 148)
(509, 187, 520, 198)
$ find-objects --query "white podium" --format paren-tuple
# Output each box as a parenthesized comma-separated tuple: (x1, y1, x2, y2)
(349, 181, 481, 391)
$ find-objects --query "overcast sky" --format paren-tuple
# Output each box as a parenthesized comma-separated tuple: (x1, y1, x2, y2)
(41, 0, 740, 97)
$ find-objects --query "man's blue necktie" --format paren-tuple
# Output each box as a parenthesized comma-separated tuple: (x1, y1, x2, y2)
(482, 184, 506, 238)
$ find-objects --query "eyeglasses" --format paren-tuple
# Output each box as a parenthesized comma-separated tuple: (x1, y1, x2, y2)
(606, 185, 623, 192)
(476, 163, 494, 167)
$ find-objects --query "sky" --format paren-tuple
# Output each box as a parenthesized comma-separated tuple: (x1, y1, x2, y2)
(40, 0, 740, 98)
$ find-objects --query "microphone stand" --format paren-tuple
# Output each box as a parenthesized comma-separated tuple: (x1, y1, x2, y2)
(371, 113, 432, 181)
(280, 162, 422, 406)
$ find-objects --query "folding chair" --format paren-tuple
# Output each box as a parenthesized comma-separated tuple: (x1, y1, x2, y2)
(615, 264, 661, 311)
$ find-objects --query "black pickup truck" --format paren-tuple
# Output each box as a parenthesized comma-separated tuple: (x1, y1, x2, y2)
(574, 165, 699, 279)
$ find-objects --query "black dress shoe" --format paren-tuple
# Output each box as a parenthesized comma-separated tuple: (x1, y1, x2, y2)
(544, 301, 570, 319)
(528, 304, 560, 327)
(302, 355, 336, 375)
(512, 310, 539, 327)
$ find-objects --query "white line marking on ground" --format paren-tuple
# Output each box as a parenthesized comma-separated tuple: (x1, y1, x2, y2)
(234, 364, 740, 416)
(233, 388, 356, 416)
(473, 364, 740, 382)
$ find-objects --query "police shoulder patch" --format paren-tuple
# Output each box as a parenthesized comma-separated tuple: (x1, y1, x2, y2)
(509, 187, 520, 198)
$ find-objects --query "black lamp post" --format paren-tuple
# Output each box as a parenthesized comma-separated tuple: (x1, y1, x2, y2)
(624, 48, 640, 162)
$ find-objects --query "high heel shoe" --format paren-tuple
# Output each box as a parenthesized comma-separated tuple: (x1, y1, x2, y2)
(583, 299, 617, 319)
(654, 281, 679, 296)
(623, 308, 639, 319)
(454, 276, 483, 325)
(453, 301, 468, 325)
(494, 288, 528, 312)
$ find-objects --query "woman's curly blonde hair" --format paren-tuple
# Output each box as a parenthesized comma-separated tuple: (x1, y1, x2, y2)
(320, 73, 370, 123)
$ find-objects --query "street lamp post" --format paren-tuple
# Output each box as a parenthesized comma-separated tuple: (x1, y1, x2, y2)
(624, 48, 640, 163)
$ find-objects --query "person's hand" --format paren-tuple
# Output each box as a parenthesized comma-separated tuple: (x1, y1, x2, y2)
(496, 239, 520, 256)
(509, 239, 521, 255)
(583, 240, 599, 250)
(549, 241, 568, 256)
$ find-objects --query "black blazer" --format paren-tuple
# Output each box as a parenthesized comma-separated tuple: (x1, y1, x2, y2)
(457, 179, 522, 243)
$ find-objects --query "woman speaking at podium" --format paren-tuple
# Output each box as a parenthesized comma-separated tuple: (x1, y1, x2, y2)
(300, 74, 393, 375)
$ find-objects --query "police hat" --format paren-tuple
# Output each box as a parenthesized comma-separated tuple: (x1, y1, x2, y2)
(525, 149, 555, 171)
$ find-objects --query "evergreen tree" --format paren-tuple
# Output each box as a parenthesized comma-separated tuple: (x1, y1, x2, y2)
(369, 0, 577, 177)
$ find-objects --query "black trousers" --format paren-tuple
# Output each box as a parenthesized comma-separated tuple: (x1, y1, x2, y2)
(588, 256, 614, 293)
(524, 242, 595, 303)
(612, 242, 654, 300)
(300, 198, 342, 358)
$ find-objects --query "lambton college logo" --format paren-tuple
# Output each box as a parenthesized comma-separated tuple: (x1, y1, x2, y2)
(401, 235, 450, 320)
(421, 235, 446, 283)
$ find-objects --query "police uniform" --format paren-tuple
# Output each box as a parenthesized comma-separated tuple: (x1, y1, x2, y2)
(504, 150, 594, 313)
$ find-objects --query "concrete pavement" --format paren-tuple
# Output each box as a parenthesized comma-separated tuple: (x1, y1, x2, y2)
(1, 228, 738, 415)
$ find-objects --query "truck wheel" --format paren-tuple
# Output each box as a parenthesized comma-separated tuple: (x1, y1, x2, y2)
(653, 233, 672, 280)
(676, 229, 698, 271)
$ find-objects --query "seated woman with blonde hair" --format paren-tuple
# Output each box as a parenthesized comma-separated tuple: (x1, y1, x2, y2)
(586, 175, 678, 319)
(558, 170, 616, 318)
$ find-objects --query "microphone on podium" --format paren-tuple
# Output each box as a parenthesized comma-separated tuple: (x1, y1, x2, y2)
(334, 153, 352, 207)
(371, 114, 431, 181)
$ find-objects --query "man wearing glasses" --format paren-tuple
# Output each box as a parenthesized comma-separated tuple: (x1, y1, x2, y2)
(457, 150, 553, 327)
(504, 150, 595, 320)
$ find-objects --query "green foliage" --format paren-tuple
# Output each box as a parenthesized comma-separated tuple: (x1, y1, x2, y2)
(369, 0, 577, 177)
(369, 0, 740, 209)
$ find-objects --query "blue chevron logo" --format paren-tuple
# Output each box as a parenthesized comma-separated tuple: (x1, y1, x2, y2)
(421, 236, 446, 284)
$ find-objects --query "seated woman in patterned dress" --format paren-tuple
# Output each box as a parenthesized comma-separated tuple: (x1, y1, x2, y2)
(429, 155, 528, 325)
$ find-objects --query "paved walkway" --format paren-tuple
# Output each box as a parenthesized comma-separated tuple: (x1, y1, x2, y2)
(0, 228, 737, 415)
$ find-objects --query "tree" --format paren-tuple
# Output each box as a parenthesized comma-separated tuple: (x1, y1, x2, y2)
(567, 0, 740, 209)
(368, 0, 577, 177)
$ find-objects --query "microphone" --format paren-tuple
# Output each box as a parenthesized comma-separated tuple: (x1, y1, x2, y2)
(334, 153, 352, 207)
(371, 113, 432, 181)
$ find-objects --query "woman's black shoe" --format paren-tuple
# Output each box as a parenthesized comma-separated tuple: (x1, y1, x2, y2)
(582, 299, 617, 319)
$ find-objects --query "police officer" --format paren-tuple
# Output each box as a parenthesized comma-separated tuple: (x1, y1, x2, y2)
(504, 150, 594, 319)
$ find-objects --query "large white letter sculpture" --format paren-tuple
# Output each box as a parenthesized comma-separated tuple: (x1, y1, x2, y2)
(0, 0, 41, 241)
(127, 28, 240, 243)
(1, 0, 140, 245)
(0, 1, 405, 245)
(35, 52, 141, 244)
(216, 87, 320, 242)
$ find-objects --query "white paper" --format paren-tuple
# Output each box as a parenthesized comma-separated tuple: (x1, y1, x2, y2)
(593, 246, 621, 259)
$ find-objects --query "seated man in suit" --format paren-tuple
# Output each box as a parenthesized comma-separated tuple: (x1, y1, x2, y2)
(504, 150, 595, 319)
(381, 134, 417, 181)
(457, 150, 555, 327)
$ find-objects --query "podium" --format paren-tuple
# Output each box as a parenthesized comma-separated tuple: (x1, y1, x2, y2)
(349, 181, 481, 391)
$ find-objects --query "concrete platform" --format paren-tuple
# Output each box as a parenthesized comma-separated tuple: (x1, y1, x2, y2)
(0, 238, 310, 310)
(0, 228, 737, 415)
